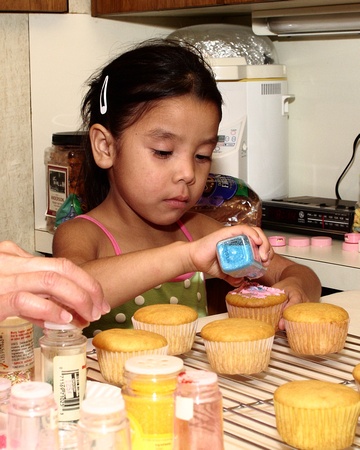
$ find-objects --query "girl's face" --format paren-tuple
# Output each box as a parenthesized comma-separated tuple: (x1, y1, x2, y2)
(110, 95, 220, 226)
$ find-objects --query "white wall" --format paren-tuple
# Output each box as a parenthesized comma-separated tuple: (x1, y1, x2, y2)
(273, 36, 360, 202)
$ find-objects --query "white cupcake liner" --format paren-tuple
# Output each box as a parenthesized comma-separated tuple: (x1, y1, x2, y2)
(274, 400, 360, 450)
(284, 319, 349, 355)
(226, 301, 284, 330)
(132, 317, 198, 355)
(96, 345, 168, 386)
(202, 335, 274, 374)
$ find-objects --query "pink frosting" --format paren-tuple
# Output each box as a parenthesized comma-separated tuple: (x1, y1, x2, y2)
(228, 281, 285, 299)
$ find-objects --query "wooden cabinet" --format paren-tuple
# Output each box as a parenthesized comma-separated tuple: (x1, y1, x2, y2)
(91, 0, 288, 17)
(0, 0, 67, 12)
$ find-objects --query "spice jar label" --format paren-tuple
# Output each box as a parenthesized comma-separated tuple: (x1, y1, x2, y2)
(175, 396, 194, 421)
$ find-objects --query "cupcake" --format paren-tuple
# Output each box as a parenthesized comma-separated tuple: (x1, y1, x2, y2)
(225, 281, 287, 330)
(92, 328, 168, 386)
(283, 303, 349, 355)
(132, 304, 198, 355)
(353, 363, 360, 392)
(274, 380, 360, 450)
(200, 318, 275, 374)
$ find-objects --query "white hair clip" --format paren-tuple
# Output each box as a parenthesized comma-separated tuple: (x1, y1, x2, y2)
(100, 75, 109, 115)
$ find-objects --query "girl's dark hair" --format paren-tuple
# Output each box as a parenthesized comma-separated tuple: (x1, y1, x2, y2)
(81, 38, 223, 210)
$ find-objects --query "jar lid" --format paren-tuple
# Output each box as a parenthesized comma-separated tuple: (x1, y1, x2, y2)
(311, 236, 332, 247)
(344, 233, 360, 243)
(52, 131, 87, 147)
(124, 355, 183, 375)
(0, 378, 11, 391)
(81, 396, 125, 415)
(342, 241, 359, 252)
(268, 236, 286, 247)
(11, 382, 53, 399)
(44, 322, 78, 331)
(177, 370, 218, 386)
(288, 236, 310, 247)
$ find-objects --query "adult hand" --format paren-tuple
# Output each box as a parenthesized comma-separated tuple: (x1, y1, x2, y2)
(0, 241, 109, 328)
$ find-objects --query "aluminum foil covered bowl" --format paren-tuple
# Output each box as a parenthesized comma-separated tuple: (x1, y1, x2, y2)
(168, 23, 278, 65)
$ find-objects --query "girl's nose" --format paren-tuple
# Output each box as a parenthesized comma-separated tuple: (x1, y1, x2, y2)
(174, 157, 196, 185)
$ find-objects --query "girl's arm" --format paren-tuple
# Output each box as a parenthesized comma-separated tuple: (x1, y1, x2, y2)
(53, 219, 272, 308)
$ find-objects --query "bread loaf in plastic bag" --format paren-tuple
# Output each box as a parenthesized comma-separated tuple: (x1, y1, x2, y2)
(191, 173, 261, 226)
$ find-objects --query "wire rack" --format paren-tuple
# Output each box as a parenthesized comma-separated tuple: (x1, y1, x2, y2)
(87, 330, 360, 450)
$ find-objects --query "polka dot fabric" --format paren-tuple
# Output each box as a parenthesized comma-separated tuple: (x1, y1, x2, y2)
(84, 271, 207, 338)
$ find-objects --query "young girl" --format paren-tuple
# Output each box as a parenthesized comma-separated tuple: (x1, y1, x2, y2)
(53, 39, 321, 337)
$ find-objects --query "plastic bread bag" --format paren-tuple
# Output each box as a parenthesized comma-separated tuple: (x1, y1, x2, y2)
(55, 193, 83, 228)
(191, 173, 261, 226)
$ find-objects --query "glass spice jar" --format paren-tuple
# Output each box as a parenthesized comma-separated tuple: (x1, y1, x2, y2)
(122, 354, 184, 450)
(7, 381, 59, 450)
(173, 370, 224, 450)
(77, 397, 131, 449)
(39, 322, 87, 423)
(44, 131, 86, 233)
(0, 378, 11, 449)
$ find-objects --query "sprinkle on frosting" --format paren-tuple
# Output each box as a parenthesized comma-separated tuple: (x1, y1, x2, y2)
(229, 281, 285, 299)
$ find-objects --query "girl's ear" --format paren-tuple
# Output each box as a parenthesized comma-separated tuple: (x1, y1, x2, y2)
(89, 124, 115, 169)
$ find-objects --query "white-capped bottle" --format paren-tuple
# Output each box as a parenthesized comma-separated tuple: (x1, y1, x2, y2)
(7, 381, 59, 449)
(77, 396, 131, 449)
(0, 378, 11, 449)
(173, 370, 224, 450)
(39, 322, 87, 422)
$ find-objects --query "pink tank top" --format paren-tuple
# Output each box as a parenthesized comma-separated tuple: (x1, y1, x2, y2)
(76, 215, 196, 281)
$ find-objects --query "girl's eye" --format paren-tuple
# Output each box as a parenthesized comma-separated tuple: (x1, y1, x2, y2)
(153, 150, 172, 158)
(196, 154, 212, 162)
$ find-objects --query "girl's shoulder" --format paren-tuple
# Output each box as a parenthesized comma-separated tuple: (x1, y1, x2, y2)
(181, 211, 223, 238)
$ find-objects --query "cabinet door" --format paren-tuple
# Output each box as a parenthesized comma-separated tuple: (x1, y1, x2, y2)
(93, 1, 225, 15)
(0, 0, 67, 12)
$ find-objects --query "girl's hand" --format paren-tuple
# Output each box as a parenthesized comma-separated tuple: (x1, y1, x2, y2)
(188, 225, 274, 281)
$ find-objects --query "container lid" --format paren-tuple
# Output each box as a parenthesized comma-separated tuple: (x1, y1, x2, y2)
(0, 378, 11, 392)
(288, 236, 310, 247)
(11, 382, 53, 399)
(52, 131, 87, 147)
(0, 316, 31, 327)
(44, 321, 78, 331)
(81, 396, 125, 415)
(342, 241, 359, 252)
(311, 236, 332, 247)
(344, 233, 360, 243)
(124, 355, 183, 375)
(268, 236, 286, 247)
(177, 370, 218, 386)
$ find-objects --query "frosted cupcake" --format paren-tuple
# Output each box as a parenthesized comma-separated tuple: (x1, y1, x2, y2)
(132, 304, 198, 355)
(92, 328, 168, 386)
(274, 380, 360, 450)
(283, 303, 349, 355)
(225, 281, 287, 330)
(200, 318, 275, 374)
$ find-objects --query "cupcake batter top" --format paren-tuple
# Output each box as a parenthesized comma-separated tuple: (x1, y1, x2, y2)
(201, 318, 275, 342)
(283, 303, 349, 324)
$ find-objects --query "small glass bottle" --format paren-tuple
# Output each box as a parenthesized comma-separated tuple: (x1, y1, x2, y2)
(39, 322, 87, 423)
(0, 378, 11, 449)
(0, 316, 35, 384)
(173, 370, 224, 450)
(77, 396, 131, 449)
(122, 354, 184, 450)
(7, 381, 59, 450)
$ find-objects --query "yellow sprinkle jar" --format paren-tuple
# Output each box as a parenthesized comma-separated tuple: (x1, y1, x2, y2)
(121, 354, 183, 450)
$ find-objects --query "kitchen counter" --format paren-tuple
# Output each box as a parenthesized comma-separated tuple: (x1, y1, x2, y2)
(86, 291, 360, 450)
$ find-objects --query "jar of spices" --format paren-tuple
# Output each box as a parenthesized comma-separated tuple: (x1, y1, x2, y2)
(44, 131, 86, 233)
(0, 317, 34, 384)
(0, 378, 11, 449)
(173, 370, 224, 450)
(122, 354, 183, 450)
(7, 381, 59, 450)
(39, 322, 87, 423)
(77, 397, 131, 449)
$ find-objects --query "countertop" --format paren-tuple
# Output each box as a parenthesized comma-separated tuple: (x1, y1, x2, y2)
(86, 291, 360, 449)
